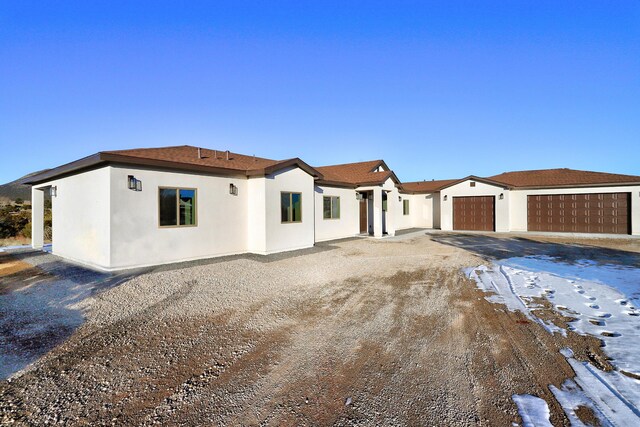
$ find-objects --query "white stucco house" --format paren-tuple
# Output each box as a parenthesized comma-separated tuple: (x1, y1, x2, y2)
(24, 145, 640, 271)
(24, 146, 432, 270)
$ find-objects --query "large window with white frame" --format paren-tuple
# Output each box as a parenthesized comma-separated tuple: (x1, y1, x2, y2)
(281, 192, 302, 223)
(159, 187, 197, 227)
(323, 196, 340, 219)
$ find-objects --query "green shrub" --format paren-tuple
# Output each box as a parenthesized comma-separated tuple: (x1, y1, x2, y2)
(21, 222, 32, 238)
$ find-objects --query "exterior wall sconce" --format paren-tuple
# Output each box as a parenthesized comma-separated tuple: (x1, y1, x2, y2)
(356, 192, 364, 200)
(499, 193, 504, 200)
(398, 196, 402, 202)
(50, 186, 57, 197)
(443, 195, 448, 201)
(229, 183, 238, 196)
(128, 175, 142, 191)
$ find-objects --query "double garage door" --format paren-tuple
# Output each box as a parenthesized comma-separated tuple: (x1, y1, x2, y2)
(453, 192, 631, 235)
(527, 193, 630, 235)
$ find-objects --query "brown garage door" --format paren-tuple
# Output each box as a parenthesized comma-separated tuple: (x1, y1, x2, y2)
(453, 196, 495, 231)
(527, 193, 630, 234)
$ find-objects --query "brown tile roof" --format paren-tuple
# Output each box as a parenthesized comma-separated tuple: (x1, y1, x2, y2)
(489, 168, 640, 188)
(400, 179, 459, 193)
(104, 145, 281, 171)
(23, 145, 322, 184)
(315, 160, 399, 187)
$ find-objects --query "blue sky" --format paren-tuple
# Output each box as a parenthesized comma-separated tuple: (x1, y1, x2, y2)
(1, 1, 639, 184)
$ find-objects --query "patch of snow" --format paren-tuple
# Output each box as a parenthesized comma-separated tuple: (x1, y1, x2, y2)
(512, 394, 552, 427)
(0, 244, 31, 252)
(470, 260, 640, 376)
(549, 379, 611, 427)
(562, 358, 640, 425)
(503, 255, 640, 305)
(559, 347, 574, 358)
(469, 254, 640, 424)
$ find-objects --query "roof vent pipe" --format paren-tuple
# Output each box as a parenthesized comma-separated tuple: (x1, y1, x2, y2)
(214, 149, 217, 159)
(226, 150, 230, 160)
(198, 147, 202, 159)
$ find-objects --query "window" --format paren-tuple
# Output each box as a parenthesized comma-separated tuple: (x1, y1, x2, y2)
(470, 181, 476, 187)
(403, 199, 410, 215)
(281, 192, 302, 223)
(159, 188, 197, 227)
(323, 196, 340, 219)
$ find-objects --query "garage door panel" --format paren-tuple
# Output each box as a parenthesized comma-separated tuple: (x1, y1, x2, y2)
(453, 196, 495, 231)
(527, 192, 630, 235)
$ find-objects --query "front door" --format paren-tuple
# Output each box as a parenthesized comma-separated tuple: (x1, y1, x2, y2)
(359, 197, 367, 233)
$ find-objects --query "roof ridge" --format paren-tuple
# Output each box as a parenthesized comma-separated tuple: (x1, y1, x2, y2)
(316, 159, 383, 169)
(104, 144, 191, 153)
(402, 178, 458, 184)
(490, 168, 640, 178)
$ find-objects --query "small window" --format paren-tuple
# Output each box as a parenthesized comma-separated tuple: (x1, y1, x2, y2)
(403, 199, 410, 215)
(470, 181, 476, 187)
(281, 192, 302, 223)
(159, 188, 197, 227)
(323, 196, 340, 219)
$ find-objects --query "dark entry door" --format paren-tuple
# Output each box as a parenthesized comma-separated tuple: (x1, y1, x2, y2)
(453, 196, 495, 231)
(359, 198, 367, 233)
(527, 193, 630, 234)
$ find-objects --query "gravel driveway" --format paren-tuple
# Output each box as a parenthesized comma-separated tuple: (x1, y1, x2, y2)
(0, 232, 621, 425)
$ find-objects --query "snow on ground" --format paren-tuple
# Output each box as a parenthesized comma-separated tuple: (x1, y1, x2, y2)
(0, 245, 31, 253)
(512, 394, 552, 427)
(469, 254, 640, 426)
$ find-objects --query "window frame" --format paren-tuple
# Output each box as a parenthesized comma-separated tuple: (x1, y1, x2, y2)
(158, 186, 198, 228)
(403, 199, 410, 215)
(281, 191, 303, 224)
(322, 195, 341, 220)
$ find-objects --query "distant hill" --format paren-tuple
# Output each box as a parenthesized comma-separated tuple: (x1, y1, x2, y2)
(0, 170, 50, 202)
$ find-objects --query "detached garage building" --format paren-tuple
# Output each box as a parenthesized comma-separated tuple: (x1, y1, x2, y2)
(435, 168, 640, 235)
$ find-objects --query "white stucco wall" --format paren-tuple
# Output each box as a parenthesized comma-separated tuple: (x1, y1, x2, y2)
(109, 165, 249, 269)
(247, 176, 267, 253)
(263, 167, 315, 254)
(34, 167, 112, 268)
(440, 180, 510, 232)
(314, 185, 359, 242)
(396, 193, 434, 230)
(510, 186, 640, 235)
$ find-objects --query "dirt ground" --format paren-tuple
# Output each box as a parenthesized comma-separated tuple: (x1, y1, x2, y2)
(0, 233, 623, 426)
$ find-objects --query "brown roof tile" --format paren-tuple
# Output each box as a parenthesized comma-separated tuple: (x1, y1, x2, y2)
(489, 168, 640, 188)
(104, 145, 280, 172)
(315, 160, 398, 186)
(400, 179, 459, 193)
(24, 145, 322, 184)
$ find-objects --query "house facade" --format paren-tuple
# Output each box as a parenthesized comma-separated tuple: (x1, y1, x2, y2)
(24, 146, 640, 271)
(402, 169, 640, 236)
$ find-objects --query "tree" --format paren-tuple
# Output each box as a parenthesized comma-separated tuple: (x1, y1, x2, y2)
(15, 198, 23, 205)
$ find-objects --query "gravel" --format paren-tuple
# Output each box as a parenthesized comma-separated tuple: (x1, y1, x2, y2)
(0, 232, 615, 425)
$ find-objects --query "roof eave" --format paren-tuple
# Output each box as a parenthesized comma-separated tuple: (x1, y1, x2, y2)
(399, 189, 440, 195)
(315, 180, 358, 189)
(22, 153, 105, 185)
(511, 181, 640, 190)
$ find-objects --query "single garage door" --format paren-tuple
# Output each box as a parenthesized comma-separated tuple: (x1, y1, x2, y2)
(453, 196, 495, 231)
(527, 193, 630, 235)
